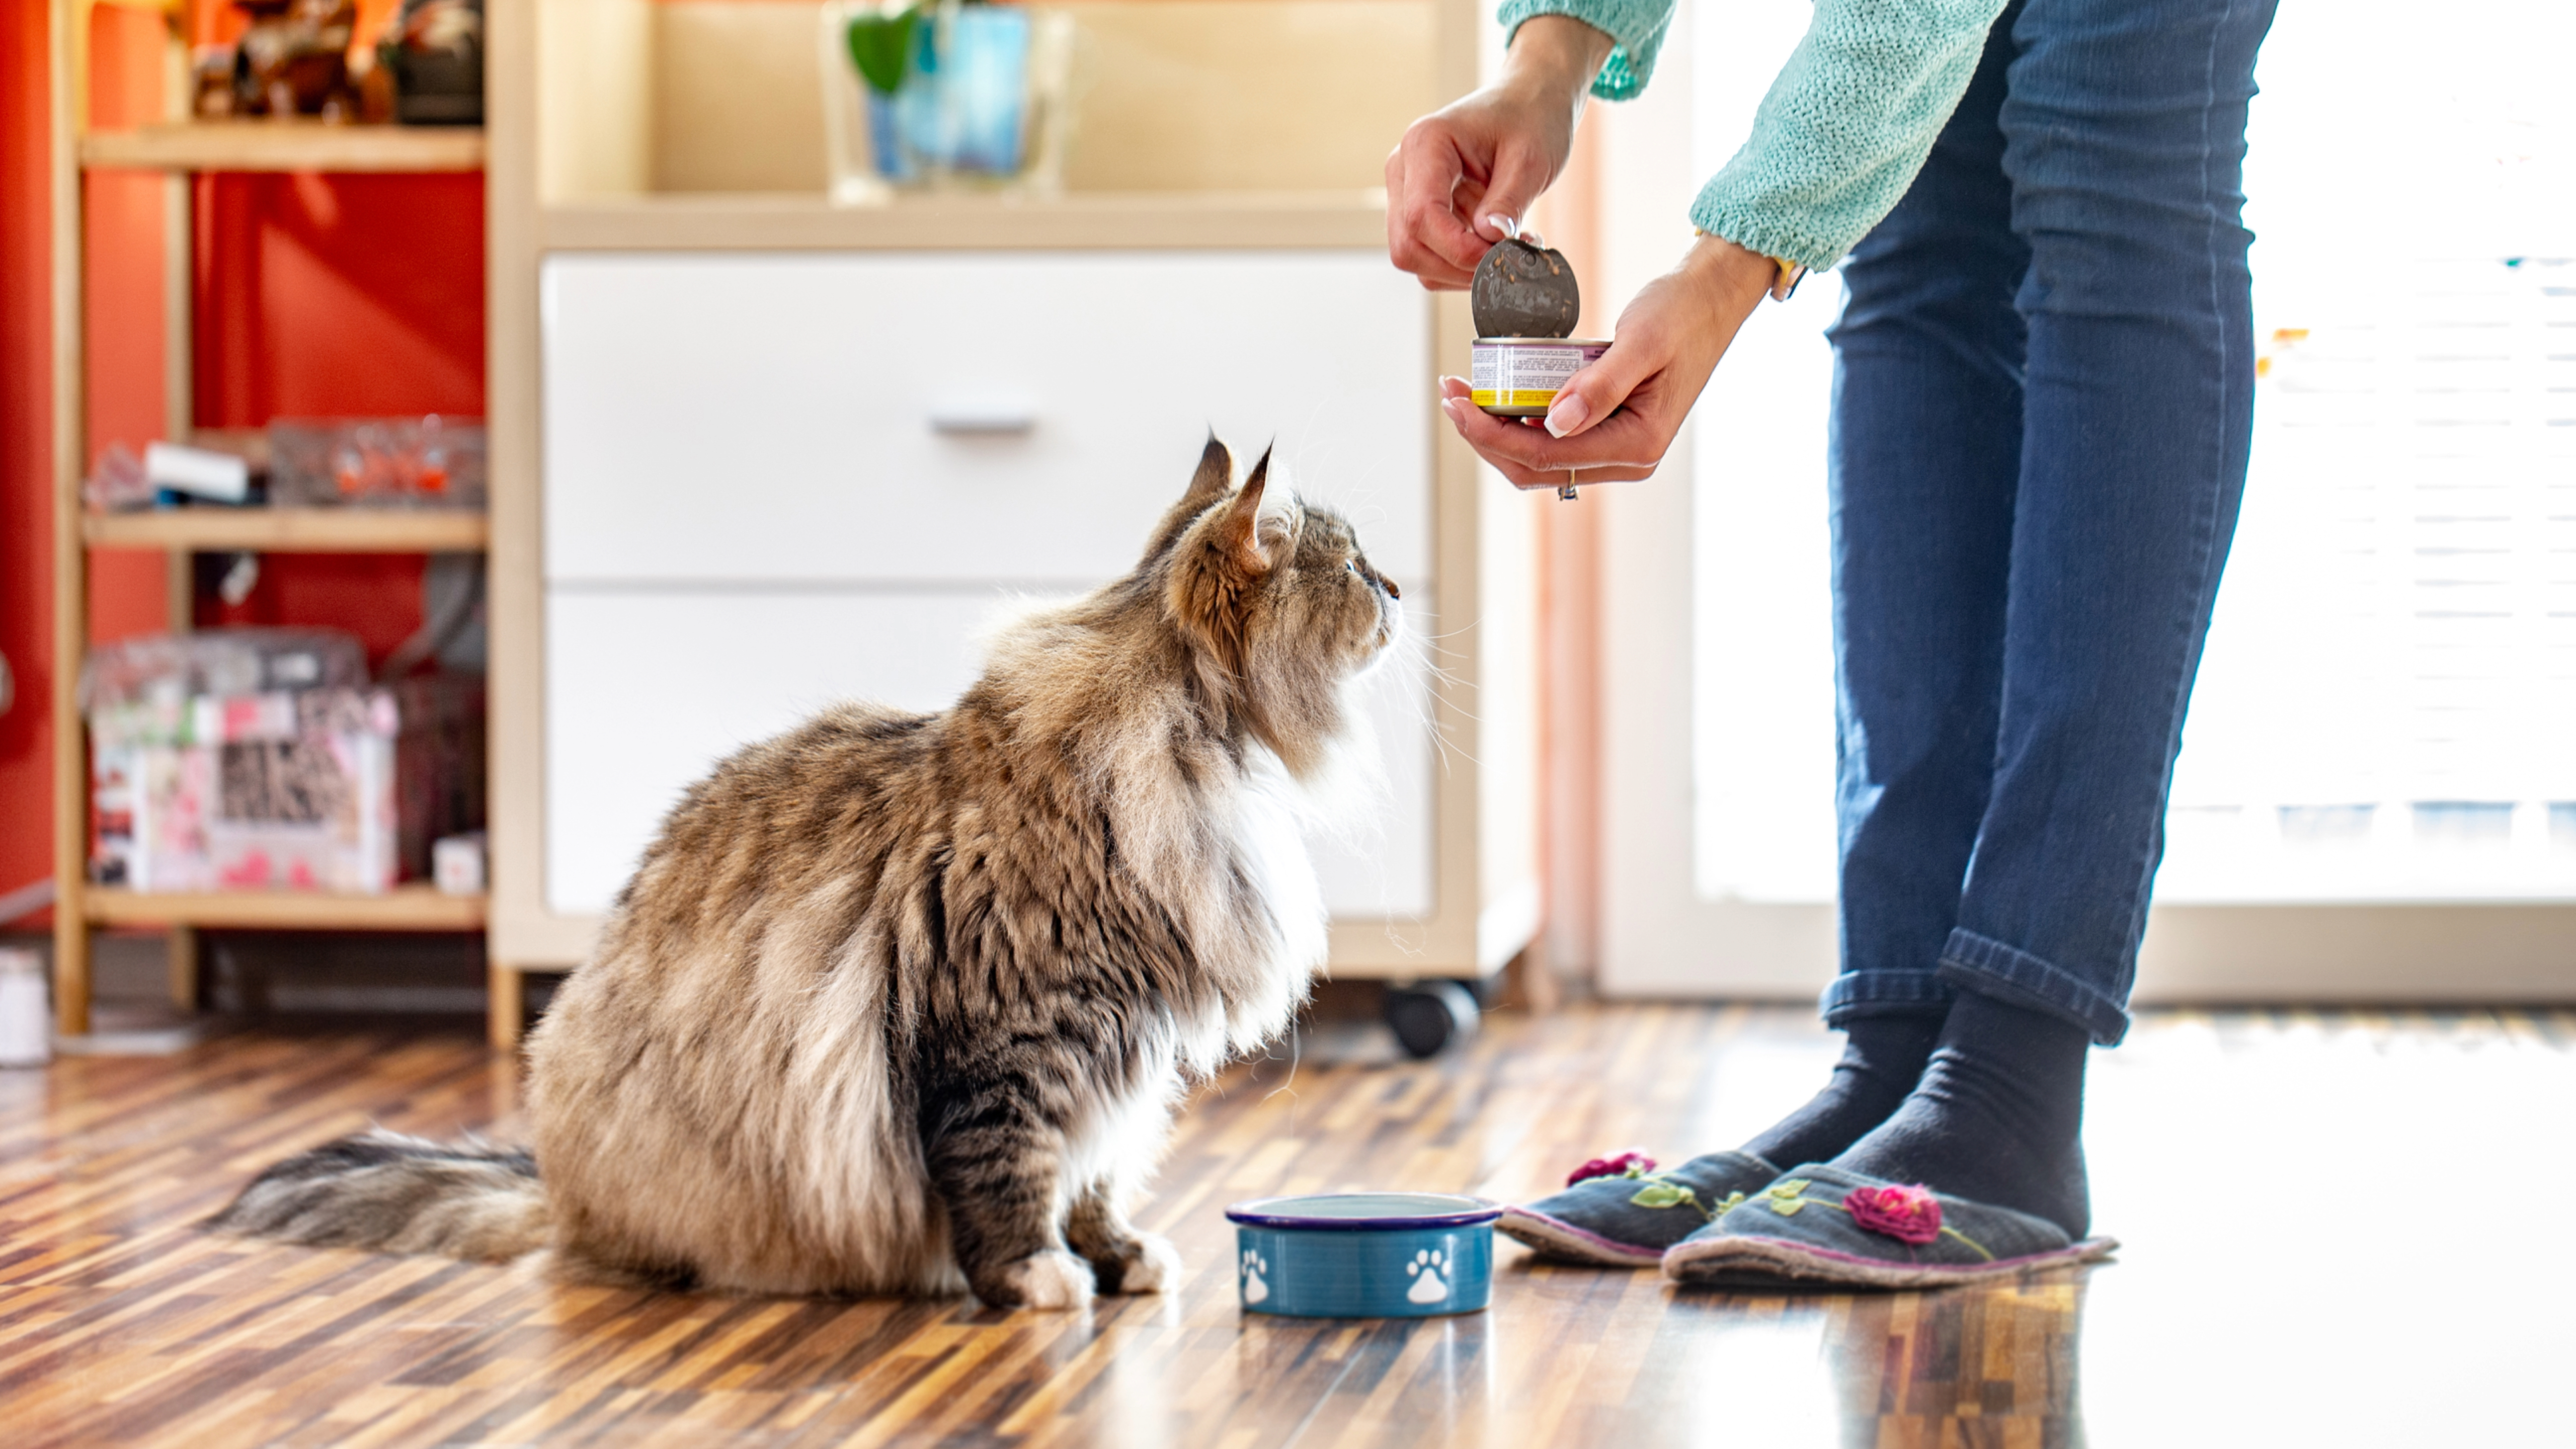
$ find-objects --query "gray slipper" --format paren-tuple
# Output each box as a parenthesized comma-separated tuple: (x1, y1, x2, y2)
(1497, 1151, 1780, 1268)
(1660, 1163, 2118, 1290)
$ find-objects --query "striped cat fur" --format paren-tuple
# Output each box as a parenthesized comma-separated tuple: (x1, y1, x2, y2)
(210, 438, 1404, 1310)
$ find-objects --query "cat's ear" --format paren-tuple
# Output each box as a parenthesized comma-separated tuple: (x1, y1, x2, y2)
(1215, 445, 1274, 575)
(1182, 433, 1234, 512)
(1166, 443, 1276, 665)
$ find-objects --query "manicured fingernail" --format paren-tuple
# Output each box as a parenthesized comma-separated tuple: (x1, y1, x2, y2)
(1484, 214, 1519, 241)
(1544, 394, 1590, 438)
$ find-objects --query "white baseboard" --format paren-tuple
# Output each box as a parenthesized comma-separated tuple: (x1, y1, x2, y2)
(1600, 900, 2576, 1005)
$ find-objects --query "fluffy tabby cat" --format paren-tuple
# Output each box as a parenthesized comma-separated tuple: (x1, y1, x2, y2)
(209, 439, 1402, 1309)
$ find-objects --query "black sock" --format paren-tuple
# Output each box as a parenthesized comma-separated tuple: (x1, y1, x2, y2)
(1740, 1015, 1942, 1170)
(1832, 989, 2093, 1237)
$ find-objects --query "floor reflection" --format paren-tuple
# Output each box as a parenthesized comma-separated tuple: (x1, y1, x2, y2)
(1818, 1273, 2087, 1444)
(1635, 1269, 2091, 1447)
(1183, 1305, 1500, 1447)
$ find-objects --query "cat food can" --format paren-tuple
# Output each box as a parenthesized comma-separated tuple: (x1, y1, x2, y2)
(1471, 337, 1611, 418)
(1225, 1193, 1499, 1317)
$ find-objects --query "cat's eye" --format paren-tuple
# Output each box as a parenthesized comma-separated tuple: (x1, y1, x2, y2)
(1345, 560, 1361, 576)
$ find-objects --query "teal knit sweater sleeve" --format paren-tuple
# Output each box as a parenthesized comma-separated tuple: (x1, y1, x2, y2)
(1498, 0, 2010, 271)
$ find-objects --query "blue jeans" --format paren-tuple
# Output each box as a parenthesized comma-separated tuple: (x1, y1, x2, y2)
(1819, 0, 2277, 1046)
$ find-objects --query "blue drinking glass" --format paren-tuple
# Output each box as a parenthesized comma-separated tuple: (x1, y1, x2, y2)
(866, 2, 1031, 183)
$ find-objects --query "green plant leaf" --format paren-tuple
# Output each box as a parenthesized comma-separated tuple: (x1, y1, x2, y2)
(846, 9, 918, 96)
(1939, 1226, 1996, 1262)
(1629, 1181, 1697, 1210)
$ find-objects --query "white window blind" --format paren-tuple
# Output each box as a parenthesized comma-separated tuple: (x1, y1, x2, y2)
(1693, 0, 2576, 904)
(2158, 0, 2575, 900)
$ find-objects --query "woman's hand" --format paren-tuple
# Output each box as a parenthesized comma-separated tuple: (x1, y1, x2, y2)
(1441, 235, 1776, 488)
(1384, 17, 1613, 290)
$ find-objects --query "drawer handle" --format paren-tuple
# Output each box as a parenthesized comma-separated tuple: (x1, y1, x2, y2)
(928, 399, 1038, 437)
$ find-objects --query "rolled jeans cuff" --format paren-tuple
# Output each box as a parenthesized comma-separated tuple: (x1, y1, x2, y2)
(1936, 929, 2131, 1046)
(1818, 968, 1954, 1026)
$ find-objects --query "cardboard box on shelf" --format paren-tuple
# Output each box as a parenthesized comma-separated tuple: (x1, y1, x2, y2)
(82, 631, 485, 895)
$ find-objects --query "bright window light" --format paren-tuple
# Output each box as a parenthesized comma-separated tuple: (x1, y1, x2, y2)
(1692, 0, 2576, 904)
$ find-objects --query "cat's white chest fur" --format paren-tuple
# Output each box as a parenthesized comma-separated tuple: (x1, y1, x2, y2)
(1216, 764, 1327, 1054)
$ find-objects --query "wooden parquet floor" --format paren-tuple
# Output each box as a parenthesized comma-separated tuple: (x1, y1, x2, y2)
(5, 1003, 2572, 1448)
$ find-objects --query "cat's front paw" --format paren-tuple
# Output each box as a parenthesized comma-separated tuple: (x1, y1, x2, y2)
(1113, 1233, 1184, 1295)
(985, 1250, 1096, 1311)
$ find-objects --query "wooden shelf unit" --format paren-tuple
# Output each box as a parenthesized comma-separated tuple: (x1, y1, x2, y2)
(50, 0, 1510, 1050)
(87, 884, 489, 932)
(48, 11, 494, 1040)
(84, 507, 489, 554)
(80, 121, 486, 173)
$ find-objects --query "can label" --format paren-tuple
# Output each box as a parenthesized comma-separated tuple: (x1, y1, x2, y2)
(1471, 340, 1610, 410)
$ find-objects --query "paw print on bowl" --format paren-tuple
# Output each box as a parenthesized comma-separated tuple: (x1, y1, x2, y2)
(1240, 1247, 1271, 1304)
(1404, 1247, 1451, 1304)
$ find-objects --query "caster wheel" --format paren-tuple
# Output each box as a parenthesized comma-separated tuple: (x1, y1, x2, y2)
(1384, 980, 1480, 1059)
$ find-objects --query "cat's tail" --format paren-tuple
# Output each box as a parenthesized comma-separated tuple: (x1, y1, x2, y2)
(205, 1127, 549, 1263)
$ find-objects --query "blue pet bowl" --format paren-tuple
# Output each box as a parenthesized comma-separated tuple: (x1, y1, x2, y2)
(1225, 1193, 1500, 1318)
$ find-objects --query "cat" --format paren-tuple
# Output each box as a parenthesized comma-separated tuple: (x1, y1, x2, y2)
(208, 438, 1403, 1309)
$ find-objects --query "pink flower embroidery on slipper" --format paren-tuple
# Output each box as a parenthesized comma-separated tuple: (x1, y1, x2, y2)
(1844, 1183, 1943, 1245)
(1566, 1151, 1658, 1188)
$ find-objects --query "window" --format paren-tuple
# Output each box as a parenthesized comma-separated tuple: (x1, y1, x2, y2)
(1691, 0, 2576, 906)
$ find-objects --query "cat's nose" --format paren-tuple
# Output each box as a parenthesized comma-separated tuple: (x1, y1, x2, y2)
(1381, 576, 1401, 600)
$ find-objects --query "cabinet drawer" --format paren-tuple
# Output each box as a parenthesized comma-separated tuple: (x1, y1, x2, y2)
(542, 252, 1432, 588)
(545, 587, 1432, 921)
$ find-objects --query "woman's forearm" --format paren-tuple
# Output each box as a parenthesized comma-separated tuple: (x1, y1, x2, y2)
(1497, 0, 1679, 102)
(1498, 14, 1618, 123)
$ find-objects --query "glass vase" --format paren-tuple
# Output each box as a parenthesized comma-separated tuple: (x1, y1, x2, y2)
(820, 0, 1078, 201)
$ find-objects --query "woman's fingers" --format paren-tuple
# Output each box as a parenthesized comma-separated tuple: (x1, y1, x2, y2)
(1539, 332, 1666, 440)
(1437, 389, 1677, 478)
(1471, 141, 1556, 252)
(1430, 373, 1634, 487)
(1386, 122, 1492, 289)
(1388, 19, 1607, 290)
(1386, 79, 1578, 291)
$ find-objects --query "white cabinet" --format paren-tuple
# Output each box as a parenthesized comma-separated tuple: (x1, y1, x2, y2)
(543, 588, 992, 914)
(534, 251, 1442, 940)
(541, 252, 1433, 588)
(543, 585, 1434, 921)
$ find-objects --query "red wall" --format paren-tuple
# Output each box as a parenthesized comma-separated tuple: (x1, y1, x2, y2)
(1, 0, 56, 907)
(186, 167, 483, 649)
(0, 0, 483, 914)
(84, 1, 175, 651)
